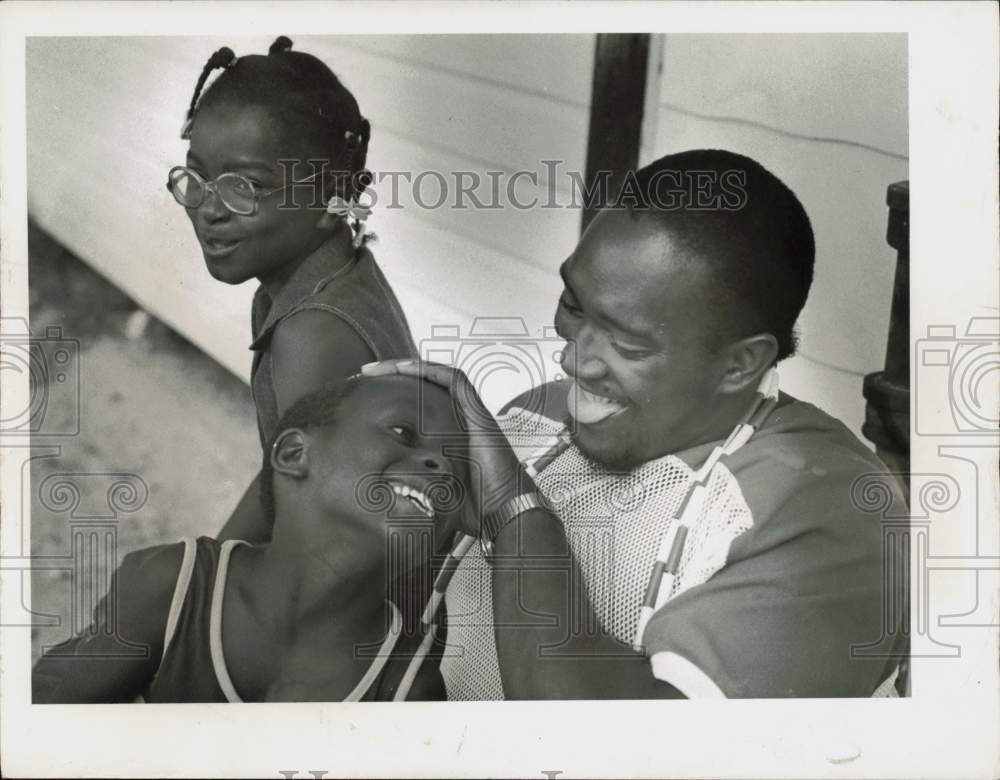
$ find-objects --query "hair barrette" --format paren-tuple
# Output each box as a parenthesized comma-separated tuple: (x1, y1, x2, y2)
(326, 196, 373, 248)
(325, 196, 372, 221)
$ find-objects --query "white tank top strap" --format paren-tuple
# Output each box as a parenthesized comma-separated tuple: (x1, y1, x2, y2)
(344, 601, 403, 702)
(208, 542, 400, 703)
(210, 539, 251, 703)
(161, 537, 198, 663)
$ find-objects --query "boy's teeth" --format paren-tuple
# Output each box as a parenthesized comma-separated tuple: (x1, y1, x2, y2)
(389, 482, 435, 518)
(567, 381, 626, 425)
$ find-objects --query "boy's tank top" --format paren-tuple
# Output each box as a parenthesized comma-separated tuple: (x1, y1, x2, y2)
(145, 536, 397, 702)
(143, 537, 241, 702)
(249, 226, 417, 449)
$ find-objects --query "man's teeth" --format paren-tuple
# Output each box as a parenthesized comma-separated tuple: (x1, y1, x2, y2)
(390, 483, 435, 518)
(567, 381, 626, 425)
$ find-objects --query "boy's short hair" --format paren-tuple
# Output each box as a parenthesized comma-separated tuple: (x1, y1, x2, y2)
(617, 149, 815, 361)
(260, 377, 363, 524)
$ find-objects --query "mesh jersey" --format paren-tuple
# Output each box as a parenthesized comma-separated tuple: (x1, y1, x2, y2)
(441, 400, 908, 700)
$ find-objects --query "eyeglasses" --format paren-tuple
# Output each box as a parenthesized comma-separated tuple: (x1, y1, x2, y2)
(166, 165, 320, 216)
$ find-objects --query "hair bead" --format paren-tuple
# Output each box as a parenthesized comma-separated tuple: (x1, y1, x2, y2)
(269, 36, 294, 55)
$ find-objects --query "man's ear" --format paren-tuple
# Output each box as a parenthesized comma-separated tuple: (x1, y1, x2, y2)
(717, 333, 779, 394)
(271, 428, 310, 480)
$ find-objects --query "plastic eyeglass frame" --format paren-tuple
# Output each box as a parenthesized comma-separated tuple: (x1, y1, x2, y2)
(166, 165, 323, 216)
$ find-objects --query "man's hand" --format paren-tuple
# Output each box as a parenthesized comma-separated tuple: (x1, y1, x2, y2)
(360, 359, 532, 537)
(361, 360, 679, 700)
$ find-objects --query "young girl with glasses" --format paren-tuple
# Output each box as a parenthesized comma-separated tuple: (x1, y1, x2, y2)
(166, 37, 417, 544)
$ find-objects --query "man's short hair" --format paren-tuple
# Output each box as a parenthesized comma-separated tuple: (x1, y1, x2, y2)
(617, 149, 815, 361)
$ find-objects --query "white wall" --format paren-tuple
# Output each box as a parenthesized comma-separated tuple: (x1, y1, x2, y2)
(651, 33, 909, 436)
(27, 34, 907, 439)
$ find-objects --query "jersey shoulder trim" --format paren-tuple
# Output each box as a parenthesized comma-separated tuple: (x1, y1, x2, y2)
(649, 651, 726, 699)
(161, 537, 198, 663)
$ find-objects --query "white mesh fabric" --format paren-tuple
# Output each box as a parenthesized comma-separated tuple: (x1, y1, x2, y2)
(673, 463, 754, 599)
(441, 407, 755, 701)
(871, 666, 900, 697)
(439, 544, 505, 700)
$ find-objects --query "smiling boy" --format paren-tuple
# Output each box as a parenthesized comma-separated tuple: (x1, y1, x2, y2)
(32, 374, 466, 702)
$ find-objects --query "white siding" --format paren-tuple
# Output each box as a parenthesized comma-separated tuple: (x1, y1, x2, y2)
(652, 33, 908, 437)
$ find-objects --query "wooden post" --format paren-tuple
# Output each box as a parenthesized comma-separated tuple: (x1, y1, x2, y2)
(581, 34, 652, 233)
(863, 181, 910, 501)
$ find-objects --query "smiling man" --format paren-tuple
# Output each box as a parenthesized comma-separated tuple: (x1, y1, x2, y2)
(431, 149, 909, 700)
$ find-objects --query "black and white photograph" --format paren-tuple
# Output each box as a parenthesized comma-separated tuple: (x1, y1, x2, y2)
(1, 2, 996, 778)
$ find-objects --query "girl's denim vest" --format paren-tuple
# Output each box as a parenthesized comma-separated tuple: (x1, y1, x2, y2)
(249, 232, 417, 449)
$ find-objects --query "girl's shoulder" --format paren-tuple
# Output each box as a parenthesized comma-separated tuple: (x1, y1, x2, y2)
(267, 307, 378, 409)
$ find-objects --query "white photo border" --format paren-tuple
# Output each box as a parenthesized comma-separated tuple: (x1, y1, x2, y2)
(1, 2, 997, 778)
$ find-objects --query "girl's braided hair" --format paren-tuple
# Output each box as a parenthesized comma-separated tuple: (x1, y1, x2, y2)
(181, 36, 373, 205)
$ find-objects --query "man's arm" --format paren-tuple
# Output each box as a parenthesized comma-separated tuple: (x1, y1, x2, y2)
(498, 382, 680, 697)
(491, 502, 684, 700)
(359, 360, 679, 700)
(637, 474, 901, 698)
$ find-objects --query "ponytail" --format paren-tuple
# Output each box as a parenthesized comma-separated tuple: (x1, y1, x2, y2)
(180, 46, 237, 139)
(268, 36, 293, 56)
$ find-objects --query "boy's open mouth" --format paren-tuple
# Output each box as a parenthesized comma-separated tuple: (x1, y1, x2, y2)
(388, 480, 436, 519)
